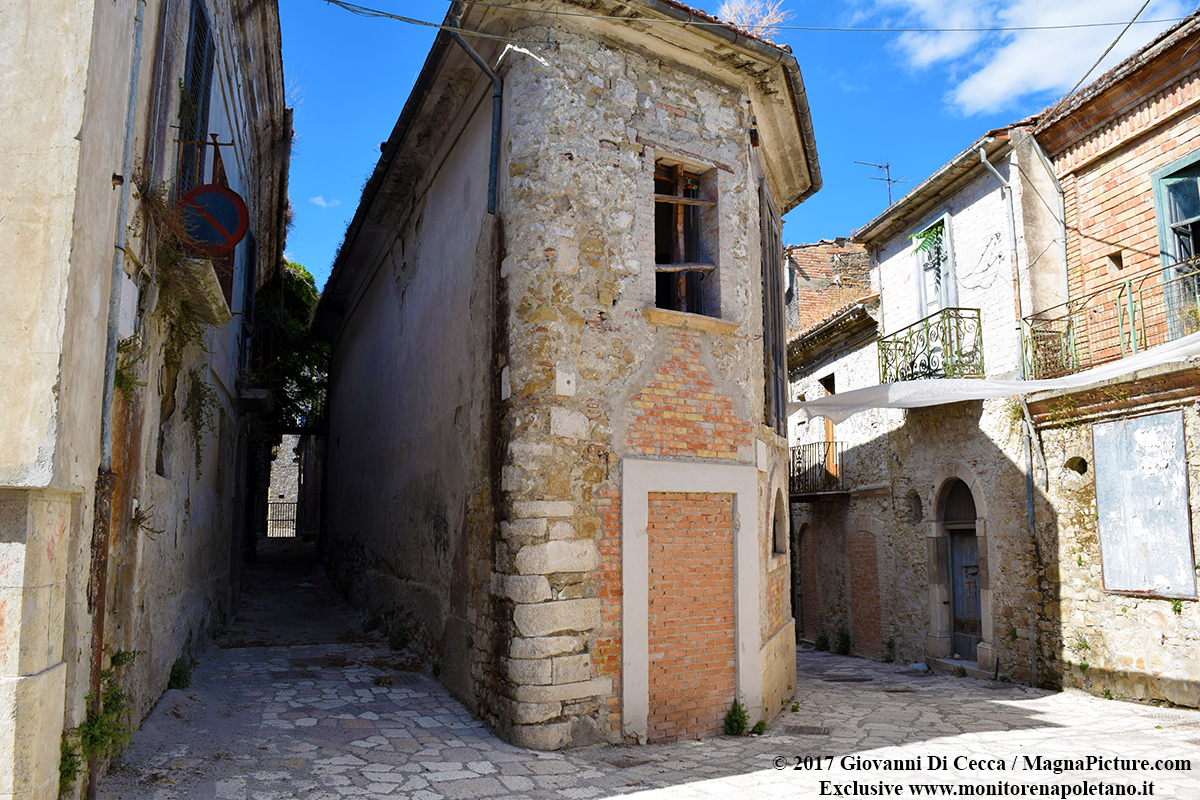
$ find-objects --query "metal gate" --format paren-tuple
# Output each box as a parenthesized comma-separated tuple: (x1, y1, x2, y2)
(267, 502, 297, 538)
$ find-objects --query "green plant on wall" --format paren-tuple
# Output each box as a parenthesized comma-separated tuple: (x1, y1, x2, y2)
(61, 649, 144, 793)
(183, 369, 219, 479)
(131, 167, 218, 366)
(129, 504, 165, 539)
(114, 335, 148, 396)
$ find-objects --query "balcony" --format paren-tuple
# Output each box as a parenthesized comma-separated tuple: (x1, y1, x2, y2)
(1022, 263, 1200, 379)
(878, 307, 985, 383)
(789, 441, 846, 498)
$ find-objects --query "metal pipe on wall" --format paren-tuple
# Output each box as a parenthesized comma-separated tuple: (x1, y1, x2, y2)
(979, 146, 1039, 539)
(89, 1, 147, 796)
(446, 14, 502, 215)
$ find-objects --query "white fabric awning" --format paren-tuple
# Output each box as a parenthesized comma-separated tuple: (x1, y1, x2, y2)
(787, 331, 1200, 425)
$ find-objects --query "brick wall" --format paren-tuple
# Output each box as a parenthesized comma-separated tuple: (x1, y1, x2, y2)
(627, 333, 751, 460)
(1057, 80, 1200, 302)
(797, 524, 819, 640)
(848, 530, 881, 659)
(594, 486, 622, 734)
(646, 491, 735, 742)
(786, 240, 871, 337)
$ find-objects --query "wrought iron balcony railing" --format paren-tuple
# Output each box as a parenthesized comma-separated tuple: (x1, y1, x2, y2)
(789, 441, 845, 496)
(878, 307, 985, 383)
(1022, 262, 1200, 379)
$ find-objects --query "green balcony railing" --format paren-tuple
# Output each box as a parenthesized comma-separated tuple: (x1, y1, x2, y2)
(1022, 262, 1200, 379)
(879, 307, 985, 383)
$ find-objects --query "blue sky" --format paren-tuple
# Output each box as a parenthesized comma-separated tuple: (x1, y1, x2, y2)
(281, 0, 1193, 291)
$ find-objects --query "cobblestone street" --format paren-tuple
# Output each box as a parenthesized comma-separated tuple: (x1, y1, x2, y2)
(100, 541, 1200, 799)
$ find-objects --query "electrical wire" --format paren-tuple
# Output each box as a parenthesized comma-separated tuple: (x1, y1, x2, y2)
(1041, 0, 1156, 124)
(321, 0, 554, 43)
(326, 0, 1185, 36)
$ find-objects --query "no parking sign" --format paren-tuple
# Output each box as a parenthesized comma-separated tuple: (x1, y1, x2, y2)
(178, 184, 249, 256)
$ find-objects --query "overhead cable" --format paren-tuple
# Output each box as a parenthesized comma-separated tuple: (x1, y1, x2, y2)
(326, 0, 1185, 37)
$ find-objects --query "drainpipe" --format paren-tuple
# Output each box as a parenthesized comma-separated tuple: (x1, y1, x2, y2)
(89, 1, 146, 797)
(979, 147, 1039, 540)
(446, 9, 501, 215)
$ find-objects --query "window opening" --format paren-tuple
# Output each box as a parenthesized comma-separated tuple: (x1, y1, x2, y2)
(761, 179, 785, 433)
(915, 220, 950, 316)
(654, 159, 716, 316)
(178, 0, 215, 197)
(1155, 162, 1200, 338)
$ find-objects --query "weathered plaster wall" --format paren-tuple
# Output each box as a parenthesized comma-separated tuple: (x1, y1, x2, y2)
(323, 91, 498, 712)
(0, 0, 95, 489)
(874, 161, 1025, 378)
(0, 0, 285, 795)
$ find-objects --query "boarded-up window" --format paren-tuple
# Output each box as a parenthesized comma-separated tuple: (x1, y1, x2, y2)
(1093, 410, 1197, 598)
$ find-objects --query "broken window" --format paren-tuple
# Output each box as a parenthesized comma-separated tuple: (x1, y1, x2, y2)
(654, 158, 718, 316)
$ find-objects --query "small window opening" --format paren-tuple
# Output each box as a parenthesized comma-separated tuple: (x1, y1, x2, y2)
(1065, 456, 1088, 475)
(654, 158, 717, 316)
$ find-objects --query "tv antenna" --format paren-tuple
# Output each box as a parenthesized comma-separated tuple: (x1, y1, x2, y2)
(855, 160, 906, 206)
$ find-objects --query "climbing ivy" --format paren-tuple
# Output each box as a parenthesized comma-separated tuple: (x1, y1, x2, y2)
(183, 369, 219, 478)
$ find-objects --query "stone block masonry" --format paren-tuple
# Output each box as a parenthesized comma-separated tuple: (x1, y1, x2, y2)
(646, 492, 735, 742)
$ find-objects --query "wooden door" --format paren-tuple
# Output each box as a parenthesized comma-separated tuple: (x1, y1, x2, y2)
(949, 530, 981, 662)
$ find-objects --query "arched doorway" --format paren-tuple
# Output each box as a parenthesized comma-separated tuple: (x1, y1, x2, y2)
(943, 479, 981, 662)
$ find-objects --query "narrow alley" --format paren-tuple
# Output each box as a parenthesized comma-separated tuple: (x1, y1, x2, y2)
(98, 539, 1200, 799)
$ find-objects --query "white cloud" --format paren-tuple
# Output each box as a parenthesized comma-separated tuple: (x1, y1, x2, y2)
(862, 0, 1191, 115)
(309, 195, 340, 209)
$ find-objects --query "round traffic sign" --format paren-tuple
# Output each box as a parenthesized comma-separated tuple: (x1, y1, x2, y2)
(178, 184, 249, 256)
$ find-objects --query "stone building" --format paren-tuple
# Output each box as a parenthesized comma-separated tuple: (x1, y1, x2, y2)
(312, 0, 820, 749)
(1023, 11, 1200, 706)
(789, 11, 1200, 708)
(0, 0, 287, 795)
(784, 239, 870, 337)
(789, 127, 1066, 676)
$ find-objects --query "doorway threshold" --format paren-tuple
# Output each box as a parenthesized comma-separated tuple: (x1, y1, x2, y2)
(927, 657, 991, 680)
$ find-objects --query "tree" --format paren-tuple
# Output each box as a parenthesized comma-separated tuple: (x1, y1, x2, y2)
(717, 0, 793, 40)
(251, 261, 328, 431)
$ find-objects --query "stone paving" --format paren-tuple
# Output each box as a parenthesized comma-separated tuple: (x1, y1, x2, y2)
(99, 541, 1200, 799)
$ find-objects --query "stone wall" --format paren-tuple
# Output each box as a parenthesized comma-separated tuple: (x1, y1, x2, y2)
(1029, 63, 1200, 704)
(268, 435, 300, 503)
(1035, 400, 1200, 705)
(493, 18, 793, 748)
